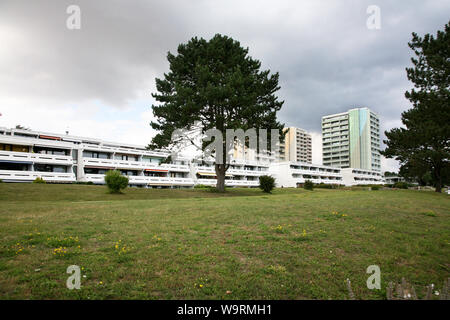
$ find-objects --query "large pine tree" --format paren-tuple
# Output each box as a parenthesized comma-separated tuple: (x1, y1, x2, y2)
(382, 22, 450, 192)
(149, 34, 284, 192)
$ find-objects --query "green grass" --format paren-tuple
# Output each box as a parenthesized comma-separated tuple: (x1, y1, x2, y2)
(0, 183, 448, 299)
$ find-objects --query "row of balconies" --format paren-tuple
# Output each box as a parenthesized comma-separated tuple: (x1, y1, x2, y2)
(196, 178, 259, 187)
(292, 177, 343, 184)
(84, 174, 195, 186)
(81, 143, 168, 158)
(0, 170, 76, 182)
(0, 150, 74, 165)
(290, 169, 341, 177)
(195, 166, 268, 177)
(83, 158, 190, 172)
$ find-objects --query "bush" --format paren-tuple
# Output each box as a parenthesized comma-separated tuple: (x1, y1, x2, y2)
(0, 179, 3, 183)
(194, 184, 210, 189)
(304, 180, 314, 191)
(33, 177, 46, 184)
(259, 175, 275, 193)
(315, 183, 333, 189)
(371, 185, 381, 190)
(104, 170, 129, 194)
(75, 181, 94, 185)
(393, 181, 408, 189)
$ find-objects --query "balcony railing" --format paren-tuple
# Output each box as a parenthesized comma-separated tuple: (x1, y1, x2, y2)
(195, 166, 268, 177)
(83, 158, 190, 172)
(81, 143, 168, 158)
(196, 178, 259, 187)
(84, 174, 195, 186)
(0, 170, 76, 182)
(290, 169, 341, 177)
(292, 177, 343, 184)
(0, 150, 73, 165)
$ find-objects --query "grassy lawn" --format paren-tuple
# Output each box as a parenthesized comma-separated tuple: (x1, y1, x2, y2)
(0, 183, 448, 299)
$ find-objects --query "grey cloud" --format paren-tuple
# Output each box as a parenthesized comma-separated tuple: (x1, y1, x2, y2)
(0, 0, 448, 138)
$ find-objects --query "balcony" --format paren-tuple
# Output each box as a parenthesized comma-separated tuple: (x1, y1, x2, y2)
(195, 166, 266, 177)
(81, 143, 168, 158)
(84, 174, 195, 186)
(196, 178, 259, 187)
(0, 150, 73, 165)
(83, 158, 190, 172)
(0, 170, 76, 182)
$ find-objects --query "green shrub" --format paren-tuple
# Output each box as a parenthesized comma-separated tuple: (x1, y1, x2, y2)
(207, 186, 222, 193)
(33, 177, 46, 184)
(259, 175, 275, 193)
(0, 179, 3, 183)
(315, 183, 333, 189)
(75, 181, 94, 185)
(194, 184, 210, 189)
(104, 170, 129, 194)
(304, 180, 314, 191)
(393, 181, 408, 189)
(371, 185, 381, 190)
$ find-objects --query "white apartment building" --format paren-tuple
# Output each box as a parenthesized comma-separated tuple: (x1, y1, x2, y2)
(279, 127, 312, 163)
(0, 127, 194, 188)
(269, 162, 343, 188)
(0, 127, 271, 188)
(0, 127, 386, 188)
(322, 107, 381, 171)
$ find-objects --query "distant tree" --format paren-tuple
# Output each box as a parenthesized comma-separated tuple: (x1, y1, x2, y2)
(104, 170, 129, 194)
(149, 34, 285, 192)
(383, 171, 398, 177)
(382, 22, 450, 192)
(259, 175, 275, 193)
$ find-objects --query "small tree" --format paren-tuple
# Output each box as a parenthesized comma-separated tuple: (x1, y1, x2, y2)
(104, 170, 129, 194)
(304, 180, 314, 191)
(259, 175, 275, 193)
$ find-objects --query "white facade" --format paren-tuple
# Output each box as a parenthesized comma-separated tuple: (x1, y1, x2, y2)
(0, 127, 269, 188)
(0, 127, 194, 188)
(269, 162, 343, 187)
(192, 159, 269, 187)
(0, 127, 386, 188)
(341, 168, 384, 186)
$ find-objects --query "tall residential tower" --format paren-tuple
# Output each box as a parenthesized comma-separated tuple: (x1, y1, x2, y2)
(279, 127, 312, 163)
(322, 107, 381, 171)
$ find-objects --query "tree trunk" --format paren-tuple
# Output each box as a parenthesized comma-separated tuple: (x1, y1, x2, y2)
(215, 164, 226, 192)
(435, 180, 442, 193)
(433, 166, 442, 193)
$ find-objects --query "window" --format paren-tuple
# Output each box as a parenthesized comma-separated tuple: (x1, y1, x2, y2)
(34, 147, 68, 155)
(1, 144, 29, 152)
(35, 164, 67, 173)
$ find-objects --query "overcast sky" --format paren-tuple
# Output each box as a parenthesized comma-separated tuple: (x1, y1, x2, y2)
(0, 0, 449, 171)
